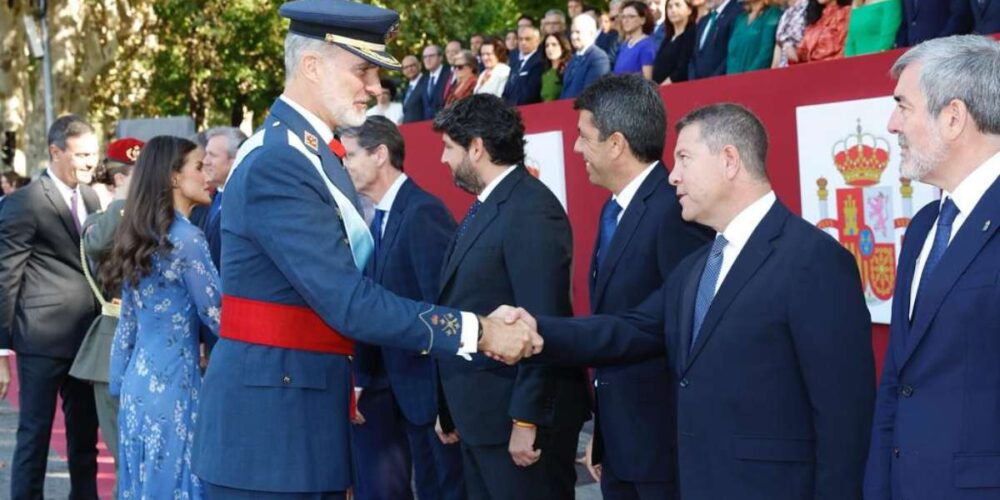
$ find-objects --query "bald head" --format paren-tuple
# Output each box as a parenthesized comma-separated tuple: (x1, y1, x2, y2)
(401, 55, 421, 80)
(571, 14, 599, 51)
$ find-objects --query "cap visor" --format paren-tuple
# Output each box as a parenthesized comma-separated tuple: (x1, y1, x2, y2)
(339, 43, 401, 70)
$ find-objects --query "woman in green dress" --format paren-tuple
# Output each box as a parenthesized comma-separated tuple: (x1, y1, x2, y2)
(727, 0, 784, 74)
(541, 33, 573, 101)
(844, 0, 901, 56)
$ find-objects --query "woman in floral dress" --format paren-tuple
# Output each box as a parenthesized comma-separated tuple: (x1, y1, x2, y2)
(104, 135, 220, 499)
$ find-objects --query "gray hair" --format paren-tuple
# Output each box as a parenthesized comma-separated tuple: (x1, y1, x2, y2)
(284, 33, 335, 83)
(47, 115, 93, 150)
(675, 103, 769, 181)
(545, 9, 567, 22)
(204, 127, 248, 159)
(891, 35, 1000, 135)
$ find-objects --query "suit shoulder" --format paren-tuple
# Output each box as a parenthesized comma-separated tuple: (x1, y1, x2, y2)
(785, 214, 855, 267)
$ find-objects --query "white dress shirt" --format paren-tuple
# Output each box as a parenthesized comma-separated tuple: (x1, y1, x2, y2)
(366, 103, 404, 125)
(373, 173, 408, 237)
(478, 165, 519, 203)
(612, 162, 658, 224)
(48, 169, 87, 229)
(474, 63, 512, 97)
(909, 151, 1000, 318)
(716, 191, 777, 294)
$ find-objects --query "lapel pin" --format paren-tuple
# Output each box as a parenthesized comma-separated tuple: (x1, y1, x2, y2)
(984, 220, 992, 232)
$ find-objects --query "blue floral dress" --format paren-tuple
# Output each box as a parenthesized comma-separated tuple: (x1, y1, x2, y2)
(109, 214, 221, 500)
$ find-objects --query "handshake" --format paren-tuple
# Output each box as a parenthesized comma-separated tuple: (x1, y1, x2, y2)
(477, 306, 541, 365)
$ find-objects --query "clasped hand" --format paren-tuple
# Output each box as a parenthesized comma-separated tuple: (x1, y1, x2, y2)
(477, 306, 542, 364)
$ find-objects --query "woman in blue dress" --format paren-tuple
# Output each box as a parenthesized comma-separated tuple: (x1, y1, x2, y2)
(104, 135, 219, 499)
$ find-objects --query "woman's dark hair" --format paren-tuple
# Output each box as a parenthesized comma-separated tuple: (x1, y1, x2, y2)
(664, 0, 698, 39)
(102, 136, 198, 291)
(2, 170, 21, 189)
(544, 34, 573, 75)
(92, 160, 133, 187)
(805, 0, 850, 25)
(482, 36, 509, 64)
(622, 1, 656, 35)
(379, 78, 398, 100)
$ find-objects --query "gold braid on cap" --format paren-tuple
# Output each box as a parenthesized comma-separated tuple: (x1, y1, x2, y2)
(325, 33, 386, 52)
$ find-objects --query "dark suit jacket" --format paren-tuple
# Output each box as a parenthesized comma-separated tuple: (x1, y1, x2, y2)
(688, 0, 742, 80)
(436, 166, 591, 447)
(203, 190, 222, 271)
(560, 45, 611, 100)
(536, 201, 875, 500)
(589, 166, 713, 483)
(0, 173, 100, 359)
(897, 0, 973, 46)
(503, 51, 547, 106)
(423, 66, 453, 120)
(402, 73, 429, 124)
(972, 0, 1000, 35)
(353, 178, 457, 426)
(865, 176, 1000, 499)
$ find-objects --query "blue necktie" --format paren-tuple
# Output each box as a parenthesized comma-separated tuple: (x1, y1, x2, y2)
(596, 198, 623, 271)
(913, 197, 959, 318)
(455, 200, 482, 240)
(208, 190, 223, 228)
(699, 9, 718, 50)
(370, 208, 386, 261)
(692, 235, 728, 351)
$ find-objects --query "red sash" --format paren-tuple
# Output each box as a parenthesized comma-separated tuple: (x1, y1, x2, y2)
(220, 295, 358, 418)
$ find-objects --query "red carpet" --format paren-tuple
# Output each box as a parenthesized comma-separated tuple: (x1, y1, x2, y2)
(6, 356, 116, 498)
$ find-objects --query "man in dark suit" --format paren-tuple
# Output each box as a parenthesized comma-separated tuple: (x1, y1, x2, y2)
(563, 15, 612, 100)
(864, 35, 1000, 500)
(572, 75, 713, 499)
(497, 103, 876, 500)
(688, 0, 741, 80)
(896, 0, 973, 47)
(421, 45, 452, 120)
(401, 55, 429, 124)
(199, 126, 246, 271)
(341, 117, 465, 500)
(0, 114, 102, 500)
(431, 95, 591, 499)
(503, 26, 547, 106)
(971, 0, 1000, 35)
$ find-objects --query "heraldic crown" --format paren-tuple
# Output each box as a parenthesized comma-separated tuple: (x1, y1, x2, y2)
(831, 120, 890, 187)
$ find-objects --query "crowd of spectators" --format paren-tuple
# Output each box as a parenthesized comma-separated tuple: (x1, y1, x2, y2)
(366, 0, 1000, 125)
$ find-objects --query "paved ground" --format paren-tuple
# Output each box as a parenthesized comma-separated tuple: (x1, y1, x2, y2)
(0, 396, 601, 499)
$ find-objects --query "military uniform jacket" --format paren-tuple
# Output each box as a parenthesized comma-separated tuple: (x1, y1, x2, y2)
(191, 97, 466, 493)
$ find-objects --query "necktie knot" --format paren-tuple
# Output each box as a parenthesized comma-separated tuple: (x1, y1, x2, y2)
(328, 138, 346, 159)
(371, 208, 386, 237)
(937, 197, 959, 228)
(456, 200, 482, 239)
(710, 234, 728, 256)
(596, 198, 623, 271)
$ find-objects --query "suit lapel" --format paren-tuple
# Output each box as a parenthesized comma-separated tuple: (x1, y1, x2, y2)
(592, 166, 667, 310)
(889, 206, 934, 361)
(267, 98, 362, 212)
(682, 202, 788, 375)
(375, 179, 412, 282)
(40, 173, 80, 240)
(439, 168, 525, 294)
(901, 178, 1000, 368)
(677, 248, 709, 370)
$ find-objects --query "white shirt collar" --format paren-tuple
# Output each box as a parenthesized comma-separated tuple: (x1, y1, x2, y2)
(943, 150, 1000, 217)
(613, 162, 658, 215)
(520, 50, 538, 64)
(478, 165, 519, 202)
(720, 190, 776, 254)
(429, 66, 444, 81)
(376, 173, 408, 212)
(576, 43, 593, 56)
(47, 168, 78, 198)
(279, 94, 334, 145)
(714, 0, 732, 15)
(409, 73, 423, 87)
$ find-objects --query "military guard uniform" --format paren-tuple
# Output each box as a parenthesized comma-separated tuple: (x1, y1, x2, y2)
(191, 2, 477, 498)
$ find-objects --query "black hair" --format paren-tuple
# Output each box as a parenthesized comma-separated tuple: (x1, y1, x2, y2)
(432, 94, 526, 167)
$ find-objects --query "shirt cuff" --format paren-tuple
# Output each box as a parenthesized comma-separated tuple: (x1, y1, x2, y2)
(457, 312, 479, 359)
(0, 349, 11, 356)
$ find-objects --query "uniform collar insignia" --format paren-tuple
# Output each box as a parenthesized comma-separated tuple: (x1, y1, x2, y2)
(303, 130, 319, 151)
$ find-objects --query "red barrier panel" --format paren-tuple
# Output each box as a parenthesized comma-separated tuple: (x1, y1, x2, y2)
(399, 48, 910, 374)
